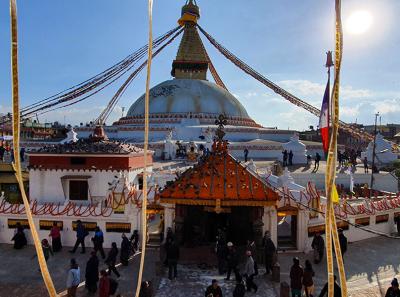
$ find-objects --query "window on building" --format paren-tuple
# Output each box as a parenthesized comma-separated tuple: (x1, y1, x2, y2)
(70, 157, 86, 165)
(69, 180, 88, 200)
(1, 183, 22, 204)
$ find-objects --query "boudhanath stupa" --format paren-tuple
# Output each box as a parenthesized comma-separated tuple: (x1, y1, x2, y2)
(75, 0, 324, 159)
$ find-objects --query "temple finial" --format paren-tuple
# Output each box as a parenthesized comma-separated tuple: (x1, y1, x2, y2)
(178, 0, 200, 26)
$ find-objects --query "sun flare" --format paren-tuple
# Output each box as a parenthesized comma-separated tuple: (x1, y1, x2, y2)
(346, 11, 373, 35)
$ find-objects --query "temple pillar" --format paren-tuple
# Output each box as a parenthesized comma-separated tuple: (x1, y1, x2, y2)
(270, 208, 278, 247)
(296, 209, 309, 252)
(263, 206, 278, 247)
(252, 207, 264, 247)
(163, 204, 175, 235)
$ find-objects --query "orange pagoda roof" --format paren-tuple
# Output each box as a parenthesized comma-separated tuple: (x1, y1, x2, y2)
(158, 141, 279, 207)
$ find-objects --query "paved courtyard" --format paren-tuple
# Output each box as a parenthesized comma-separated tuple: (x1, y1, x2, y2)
(0, 236, 399, 296)
(0, 245, 158, 297)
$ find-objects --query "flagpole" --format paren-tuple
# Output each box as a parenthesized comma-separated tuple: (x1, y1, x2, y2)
(326, 51, 334, 128)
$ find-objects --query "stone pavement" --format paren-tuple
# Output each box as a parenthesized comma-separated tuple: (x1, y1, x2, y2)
(276, 236, 400, 296)
(155, 236, 400, 297)
(1, 236, 400, 296)
(0, 244, 159, 297)
(156, 265, 276, 297)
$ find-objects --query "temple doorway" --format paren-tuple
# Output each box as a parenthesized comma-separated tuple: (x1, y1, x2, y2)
(146, 205, 164, 245)
(277, 207, 298, 250)
(179, 205, 256, 247)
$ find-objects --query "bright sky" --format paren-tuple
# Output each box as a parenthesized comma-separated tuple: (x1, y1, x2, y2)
(0, 0, 399, 130)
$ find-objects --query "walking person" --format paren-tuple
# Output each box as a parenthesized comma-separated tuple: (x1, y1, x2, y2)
(282, 150, 288, 167)
(120, 233, 131, 266)
(338, 229, 347, 261)
(290, 257, 303, 297)
(244, 148, 249, 162)
(130, 230, 140, 253)
(41, 239, 53, 262)
(20, 147, 25, 162)
(0, 144, 5, 161)
(12, 222, 27, 249)
(303, 260, 315, 297)
(139, 281, 153, 297)
(69, 220, 88, 254)
(85, 251, 99, 294)
(164, 227, 175, 265)
(338, 151, 343, 167)
(216, 231, 227, 275)
(225, 242, 239, 281)
(262, 231, 276, 274)
(313, 153, 321, 172)
(395, 216, 400, 236)
(158, 215, 165, 243)
(233, 275, 246, 297)
(92, 226, 106, 259)
(205, 279, 223, 297)
(66, 259, 80, 297)
(246, 239, 258, 275)
(99, 270, 110, 297)
(105, 242, 120, 278)
(363, 157, 369, 173)
(311, 232, 324, 264)
(49, 222, 62, 252)
(166, 239, 179, 280)
(385, 278, 400, 297)
(243, 250, 258, 293)
(288, 150, 294, 166)
(318, 275, 341, 297)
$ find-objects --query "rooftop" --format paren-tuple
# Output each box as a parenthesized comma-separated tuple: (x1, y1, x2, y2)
(28, 138, 146, 155)
(158, 140, 279, 206)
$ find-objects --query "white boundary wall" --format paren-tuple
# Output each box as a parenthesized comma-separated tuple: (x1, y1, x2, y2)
(301, 211, 397, 253)
(0, 209, 142, 247)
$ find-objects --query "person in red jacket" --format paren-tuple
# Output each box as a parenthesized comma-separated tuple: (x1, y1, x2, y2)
(49, 222, 62, 252)
(99, 270, 110, 297)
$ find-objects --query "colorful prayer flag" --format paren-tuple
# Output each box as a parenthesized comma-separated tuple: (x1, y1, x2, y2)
(319, 77, 330, 154)
(332, 184, 339, 204)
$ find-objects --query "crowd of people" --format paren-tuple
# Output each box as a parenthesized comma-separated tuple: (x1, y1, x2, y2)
(11, 220, 143, 297)
(0, 142, 25, 163)
(10, 220, 400, 297)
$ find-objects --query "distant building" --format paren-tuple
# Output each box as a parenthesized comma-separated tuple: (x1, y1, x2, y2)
(300, 125, 366, 150)
(0, 114, 67, 141)
(362, 123, 400, 140)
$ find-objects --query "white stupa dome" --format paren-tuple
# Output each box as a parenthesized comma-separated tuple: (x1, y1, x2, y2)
(126, 79, 250, 119)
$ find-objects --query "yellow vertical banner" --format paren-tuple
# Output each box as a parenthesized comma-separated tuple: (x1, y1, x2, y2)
(324, 0, 347, 296)
(9, 0, 58, 296)
(135, 1, 153, 297)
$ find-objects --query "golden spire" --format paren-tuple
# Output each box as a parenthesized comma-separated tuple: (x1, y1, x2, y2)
(172, 1, 208, 80)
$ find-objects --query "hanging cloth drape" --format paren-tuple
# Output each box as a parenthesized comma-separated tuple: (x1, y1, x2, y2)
(134, 1, 153, 297)
(324, 0, 347, 296)
(9, 0, 58, 296)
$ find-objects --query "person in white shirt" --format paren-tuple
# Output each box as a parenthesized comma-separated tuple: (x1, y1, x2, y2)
(243, 250, 258, 293)
(66, 258, 81, 297)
